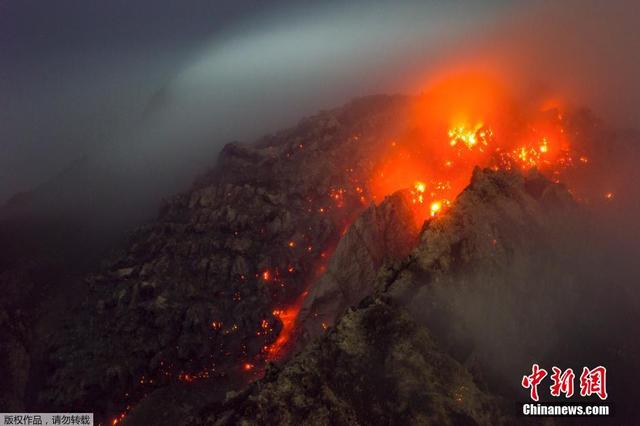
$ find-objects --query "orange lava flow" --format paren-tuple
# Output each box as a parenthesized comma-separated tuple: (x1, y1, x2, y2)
(264, 290, 308, 361)
(264, 73, 595, 362)
(110, 410, 128, 426)
(370, 72, 588, 224)
(104, 72, 609, 423)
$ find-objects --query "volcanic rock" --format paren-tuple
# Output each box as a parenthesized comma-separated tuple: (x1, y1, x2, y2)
(198, 169, 580, 425)
(385, 168, 583, 386)
(202, 298, 507, 426)
(8, 93, 635, 424)
(297, 189, 421, 344)
(41, 96, 412, 417)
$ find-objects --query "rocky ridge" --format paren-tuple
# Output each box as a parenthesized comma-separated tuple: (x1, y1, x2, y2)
(193, 168, 580, 425)
(3, 93, 633, 424)
(42, 96, 412, 417)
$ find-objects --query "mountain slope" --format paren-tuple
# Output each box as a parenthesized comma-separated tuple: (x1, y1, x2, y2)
(42, 96, 412, 417)
(193, 167, 640, 424)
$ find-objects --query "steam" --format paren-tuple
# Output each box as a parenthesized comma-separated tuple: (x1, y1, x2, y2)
(402, 188, 640, 406)
(2, 0, 639, 240)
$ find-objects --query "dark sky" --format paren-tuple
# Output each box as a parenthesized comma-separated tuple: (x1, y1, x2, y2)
(0, 1, 301, 61)
(0, 0, 496, 201)
(1, 0, 638, 203)
(0, 0, 289, 198)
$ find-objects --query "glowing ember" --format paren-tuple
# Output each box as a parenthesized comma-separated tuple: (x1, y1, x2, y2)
(411, 181, 426, 204)
(265, 307, 299, 360)
(430, 201, 443, 217)
(369, 74, 594, 226)
(122, 77, 604, 426)
(111, 411, 127, 425)
(329, 187, 347, 208)
(260, 75, 601, 377)
(264, 289, 310, 362)
(178, 373, 193, 383)
(104, 74, 611, 425)
(515, 146, 541, 169)
(540, 138, 549, 153)
(448, 123, 490, 149)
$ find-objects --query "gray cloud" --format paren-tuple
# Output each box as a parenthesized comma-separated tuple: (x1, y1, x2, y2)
(1, 0, 638, 207)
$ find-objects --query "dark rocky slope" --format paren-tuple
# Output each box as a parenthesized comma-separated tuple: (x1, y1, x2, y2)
(2, 93, 638, 424)
(207, 298, 507, 426)
(40, 96, 414, 418)
(297, 189, 421, 346)
(194, 168, 638, 425)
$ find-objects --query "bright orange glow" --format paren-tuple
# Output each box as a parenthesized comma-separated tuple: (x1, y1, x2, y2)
(430, 201, 443, 217)
(111, 411, 127, 425)
(178, 373, 193, 383)
(369, 72, 587, 225)
(411, 181, 426, 204)
(109, 72, 607, 424)
(265, 295, 306, 361)
(448, 123, 490, 149)
(257, 72, 599, 374)
(539, 138, 549, 153)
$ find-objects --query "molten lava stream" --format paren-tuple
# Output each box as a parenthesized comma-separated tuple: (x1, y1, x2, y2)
(370, 87, 588, 225)
(264, 291, 307, 361)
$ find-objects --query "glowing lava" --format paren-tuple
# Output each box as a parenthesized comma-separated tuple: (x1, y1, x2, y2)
(370, 73, 591, 225)
(408, 180, 451, 222)
(448, 123, 491, 150)
(111, 411, 128, 426)
(264, 292, 307, 361)
(102, 72, 603, 426)
(430, 200, 443, 217)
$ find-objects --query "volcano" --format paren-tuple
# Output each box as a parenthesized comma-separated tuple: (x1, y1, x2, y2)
(2, 88, 639, 425)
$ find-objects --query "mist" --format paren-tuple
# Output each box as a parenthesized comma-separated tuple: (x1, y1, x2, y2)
(3, 2, 640, 419)
(1, 0, 638, 241)
(401, 194, 640, 409)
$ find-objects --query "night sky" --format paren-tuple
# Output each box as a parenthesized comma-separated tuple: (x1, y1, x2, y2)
(0, 0, 290, 199)
(1, 0, 638, 203)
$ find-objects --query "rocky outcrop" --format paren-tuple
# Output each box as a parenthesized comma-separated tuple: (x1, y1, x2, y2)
(6, 91, 633, 425)
(198, 169, 580, 425)
(203, 298, 508, 426)
(386, 168, 582, 389)
(297, 190, 420, 344)
(42, 96, 412, 417)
